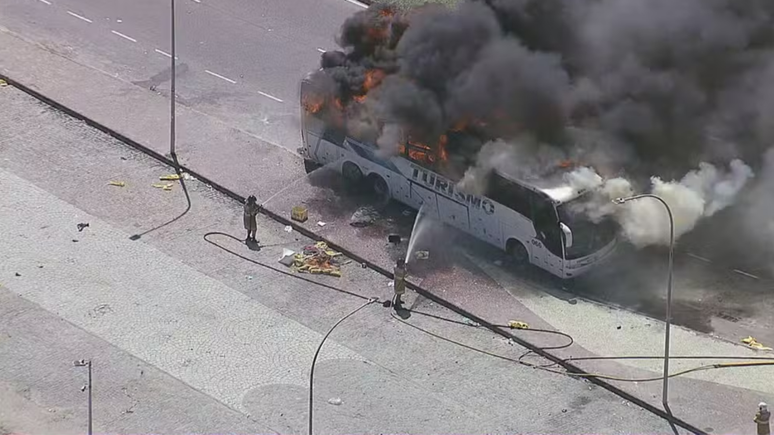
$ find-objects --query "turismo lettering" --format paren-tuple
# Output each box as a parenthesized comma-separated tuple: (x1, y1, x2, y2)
(410, 164, 495, 215)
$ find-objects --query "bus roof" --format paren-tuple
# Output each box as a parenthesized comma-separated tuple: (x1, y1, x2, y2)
(493, 169, 587, 204)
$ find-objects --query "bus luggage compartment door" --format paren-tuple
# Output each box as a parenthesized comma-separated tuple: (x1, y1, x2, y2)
(437, 196, 470, 232)
(410, 184, 440, 221)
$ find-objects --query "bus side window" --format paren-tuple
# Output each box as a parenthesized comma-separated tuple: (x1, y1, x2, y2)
(488, 176, 531, 217)
(322, 125, 346, 146)
(532, 195, 562, 256)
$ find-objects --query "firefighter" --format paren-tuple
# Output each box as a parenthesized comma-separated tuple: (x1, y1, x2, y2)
(243, 195, 260, 243)
(393, 259, 407, 308)
(756, 402, 770, 435)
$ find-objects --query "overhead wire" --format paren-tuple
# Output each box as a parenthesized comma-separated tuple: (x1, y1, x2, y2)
(389, 306, 774, 383)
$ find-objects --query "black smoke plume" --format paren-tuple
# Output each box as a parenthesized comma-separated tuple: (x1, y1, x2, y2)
(305, 0, 774, 249)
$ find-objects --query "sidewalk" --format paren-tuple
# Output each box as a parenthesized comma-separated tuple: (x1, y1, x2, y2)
(0, 84, 673, 434)
(1, 26, 772, 434)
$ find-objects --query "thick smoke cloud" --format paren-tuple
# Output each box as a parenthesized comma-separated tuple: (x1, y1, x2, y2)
(309, 0, 774, 248)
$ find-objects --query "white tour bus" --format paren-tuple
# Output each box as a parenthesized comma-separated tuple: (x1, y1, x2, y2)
(298, 74, 618, 279)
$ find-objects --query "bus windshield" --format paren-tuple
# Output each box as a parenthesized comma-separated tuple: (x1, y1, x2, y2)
(557, 197, 617, 260)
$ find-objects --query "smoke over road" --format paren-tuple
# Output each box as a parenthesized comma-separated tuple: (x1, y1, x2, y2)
(308, 0, 774, 248)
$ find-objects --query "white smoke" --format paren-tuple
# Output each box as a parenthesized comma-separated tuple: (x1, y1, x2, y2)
(565, 159, 754, 247)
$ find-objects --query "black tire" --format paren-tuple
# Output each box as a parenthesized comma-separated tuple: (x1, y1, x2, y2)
(369, 174, 390, 201)
(341, 161, 364, 184)
(304, 159, 321, 174)
(506, 239, 529, 264)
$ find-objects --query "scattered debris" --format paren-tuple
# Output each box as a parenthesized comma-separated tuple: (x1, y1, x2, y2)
(152, 182, 174, 191)
(182, 173, 195, 181)
(291, 206, 308, 223)
(568, 299, 578, 305)
(37, 265, 43, 269)
(328, 398, 342, 406)
(15, 273, 20, 277)
(278, 249, 295, 266)
(616, 325, 622, 330)
(284, 225, 293, 233)
(742, 336, 772, 351)
(0, 79, 7, 87)
(493, 260, 503, 266)
(317, 221, 326, 227)
(414, 250, 429, 260)
(462, 318, 480, 327)
(246, 275, 253, 280)
(388, 234, 401, 244)
(108, 181, 126, 187)
(289, 242, 344, 277)
(77, 223, 90, 232)
(508, 321, 529, 330)
(72, 239, 79, 243)
(350, 206, 378, 227)
(387, 281, 394, 287)
(361, 262, 367, 268)
(159, 174, 181, 181)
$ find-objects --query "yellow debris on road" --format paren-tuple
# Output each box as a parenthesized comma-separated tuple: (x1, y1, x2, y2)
(108, 181, 126, 187)
(742, 336, 772, 351)
(159, 174, 181, 181)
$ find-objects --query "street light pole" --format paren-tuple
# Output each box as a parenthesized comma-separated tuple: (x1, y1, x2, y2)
(169, 0, 176, 157)
(613, 194, 675, 414)
(73, 359, 92, 435)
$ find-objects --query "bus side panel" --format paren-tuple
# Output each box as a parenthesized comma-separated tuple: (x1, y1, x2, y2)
(437, 196, 470, 232)
(410, 184, 440, 220)
(470, 208, 502, 248)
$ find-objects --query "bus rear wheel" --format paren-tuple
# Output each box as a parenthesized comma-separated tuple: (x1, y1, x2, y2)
(369, 174, 390, 202)
(506, 239, 529, 264)
(342, 161, 364, 184)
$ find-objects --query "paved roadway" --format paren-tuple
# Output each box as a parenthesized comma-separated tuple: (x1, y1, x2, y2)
(0, 0, 773, 431)
(0, 0, 364, 147)
(0, 84, 675, 435)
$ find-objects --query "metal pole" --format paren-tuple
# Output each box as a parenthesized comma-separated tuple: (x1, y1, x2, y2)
(170, 0, 176, 156)
(87, 360, 93, 435)
(614, 194, 675, 412)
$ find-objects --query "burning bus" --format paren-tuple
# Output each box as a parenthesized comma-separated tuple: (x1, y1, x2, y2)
(298, 69, 618, 279)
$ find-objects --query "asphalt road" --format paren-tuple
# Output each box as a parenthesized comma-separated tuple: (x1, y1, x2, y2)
(0, 0, 363, 147)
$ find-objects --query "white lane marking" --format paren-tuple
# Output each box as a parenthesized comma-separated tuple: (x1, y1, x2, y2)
(205, 70, 237, 84)
(686, 253, 711, 263)
(317, 48, 326, 53)
(111, 30, 137, 43)
(344, 0, 368, 8)
(733, 269, 760, 280)
(192, 0, 201, 2)
(38, 0, 52, 5)
(67, 11, 93, 23)
(154, 49, 178, 60)
(258, 91, 283, 103)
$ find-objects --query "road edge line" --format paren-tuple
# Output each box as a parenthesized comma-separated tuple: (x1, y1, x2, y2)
(0, 72, 706, 435)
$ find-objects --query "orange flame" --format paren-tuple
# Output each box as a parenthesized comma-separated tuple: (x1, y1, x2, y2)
(302, 94, 324, 114)
(558, 160, 573, 168)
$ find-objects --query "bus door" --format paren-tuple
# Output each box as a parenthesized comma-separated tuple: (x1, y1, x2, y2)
(530, 193, 564, 276)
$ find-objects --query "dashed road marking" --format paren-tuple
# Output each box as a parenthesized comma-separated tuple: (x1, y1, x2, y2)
(258, 91, 283, 103)
(344, 0, 368, 8)
(154, 49, 178, 59)
(192, 0, 201, 2)
(111, 30, 137, 43)
(686, 253, 711, 263)
(67, 11, 92, 23)
(733, 269, 760, 280)
(205, 70, 236, 84)
(38, 0, 52, 5)
(317, 48, 326, 53)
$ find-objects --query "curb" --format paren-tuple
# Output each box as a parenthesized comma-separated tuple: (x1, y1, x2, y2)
(0, 72, 705, 435)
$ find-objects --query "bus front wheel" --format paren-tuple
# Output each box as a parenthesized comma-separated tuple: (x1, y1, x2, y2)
(506, 239, 529, 264)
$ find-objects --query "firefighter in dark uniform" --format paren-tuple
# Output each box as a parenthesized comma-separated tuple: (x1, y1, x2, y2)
(393, 259, 407, 308)
(756, 402, 770, 435)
